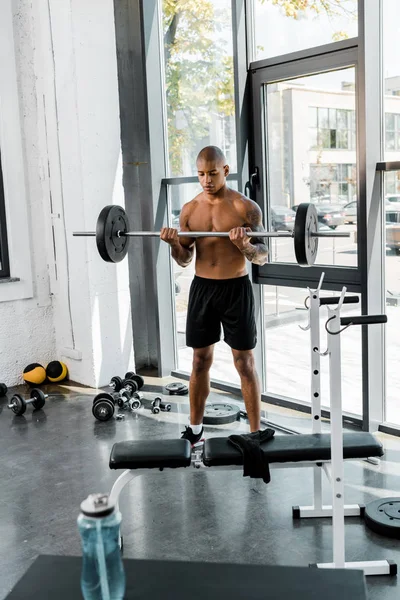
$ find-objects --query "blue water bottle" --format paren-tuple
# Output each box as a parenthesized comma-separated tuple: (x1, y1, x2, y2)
(77, 493, 126, 600)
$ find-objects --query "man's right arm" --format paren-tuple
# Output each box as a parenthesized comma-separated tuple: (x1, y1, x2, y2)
(160, 205, 195, 268)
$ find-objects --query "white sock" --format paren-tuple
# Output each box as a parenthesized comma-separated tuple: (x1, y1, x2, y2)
(190, 424, 203, 435)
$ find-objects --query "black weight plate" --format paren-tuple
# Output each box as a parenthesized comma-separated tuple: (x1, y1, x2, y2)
(165, 382, 188, 395)
(122, 379, 138, 394)
(96, 205, 130, 263)
(203, 402, 240, 425)
(93, 392, 115, 406)
(294, 203, 318, 267)
(124, 371, 135, 380)
(364, 497, 400, 538)
(92, 398, 115, 421)
(30, 388, 46, 410)
(10, 394, 26, 416)
(131, 374, 144, 390)
(110, 376, 123, 392)
(0, 383, 7, 396)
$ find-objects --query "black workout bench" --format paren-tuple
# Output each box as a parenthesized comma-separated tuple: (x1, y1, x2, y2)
(109, 432, 383, 470)
(107, 431, 397, 577)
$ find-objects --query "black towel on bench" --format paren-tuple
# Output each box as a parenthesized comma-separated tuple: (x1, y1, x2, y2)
(228, 428, 275, 484)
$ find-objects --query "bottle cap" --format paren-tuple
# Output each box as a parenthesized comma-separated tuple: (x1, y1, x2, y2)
(80, 493, 115, 517)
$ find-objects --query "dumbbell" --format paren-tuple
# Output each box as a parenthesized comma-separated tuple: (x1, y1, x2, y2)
(128, 392, 143, 411)
(108, 376, 123, 393)
(117, 391, 143, 411)
(0, 383, 8, 397)
(151, 397, 171, 414)
(7, 388, 47, 416)
(92, 392, 115, 421)
(119, 378, 139, 400)
(124, 372, 144, 390)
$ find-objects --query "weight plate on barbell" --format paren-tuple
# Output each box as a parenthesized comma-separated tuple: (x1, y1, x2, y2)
(294, 203, 319, 267)
(364, 497, 400, 538)
(30, 388, 46, 410)
(0, 383, 8, 397)
(203, 402, 241, 425)
(96, 205, 130, 263)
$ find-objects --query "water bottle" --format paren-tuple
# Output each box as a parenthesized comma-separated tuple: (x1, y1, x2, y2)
(77, 493, 126, 600)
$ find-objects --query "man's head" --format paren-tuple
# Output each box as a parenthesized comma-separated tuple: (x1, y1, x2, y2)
(196, 146, 229, 195)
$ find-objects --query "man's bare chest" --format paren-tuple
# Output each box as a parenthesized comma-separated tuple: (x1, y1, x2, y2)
(188, 205, 245, 233)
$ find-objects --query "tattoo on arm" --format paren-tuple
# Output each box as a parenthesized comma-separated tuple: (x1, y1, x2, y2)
(243, 207, 269, 266)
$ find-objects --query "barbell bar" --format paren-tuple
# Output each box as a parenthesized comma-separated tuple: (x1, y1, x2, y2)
(73, 230, 350, 239)
(73, 203, 350, 267)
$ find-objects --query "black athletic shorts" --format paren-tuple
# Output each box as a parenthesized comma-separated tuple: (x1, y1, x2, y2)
(186, 274, 257, 351)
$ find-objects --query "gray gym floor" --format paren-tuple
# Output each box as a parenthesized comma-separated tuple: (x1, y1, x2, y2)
(0, 377, 399, 599)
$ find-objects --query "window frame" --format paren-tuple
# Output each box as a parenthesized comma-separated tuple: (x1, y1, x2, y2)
(249, 41, 360, 291)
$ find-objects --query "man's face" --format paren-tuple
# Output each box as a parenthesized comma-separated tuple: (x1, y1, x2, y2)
(197, 159, 229, 195)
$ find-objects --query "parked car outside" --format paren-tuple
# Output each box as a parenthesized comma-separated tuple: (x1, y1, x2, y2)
(292, 203, 345, 229)
(270, 206, 296, 231)
(386, 205, 400, 253)
(343, 201, 357, 224)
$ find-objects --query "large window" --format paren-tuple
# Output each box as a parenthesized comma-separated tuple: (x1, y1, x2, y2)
(162, 0, 237, 177)
(252, 0, 357, 61)
(170, 181, 240, 385)
(262, 68, 358, 268)
(263, 286, 362, 417)
(0, 154, 10, 279)
(384, 173, 400, 427)
(385, 113, 400, 152)
(383, 1, 400, 427)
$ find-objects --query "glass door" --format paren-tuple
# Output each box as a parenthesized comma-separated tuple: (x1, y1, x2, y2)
(251, 44, 363, 418)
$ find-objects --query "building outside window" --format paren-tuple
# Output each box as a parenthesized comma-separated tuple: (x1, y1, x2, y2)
(309, 107, 356, 151)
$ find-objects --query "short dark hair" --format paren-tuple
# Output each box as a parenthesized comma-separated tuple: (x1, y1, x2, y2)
(196, 145, 226, 165)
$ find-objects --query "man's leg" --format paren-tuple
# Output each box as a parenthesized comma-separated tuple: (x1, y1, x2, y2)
(189, 345, 214, 425)
(232, 348, 261, 432)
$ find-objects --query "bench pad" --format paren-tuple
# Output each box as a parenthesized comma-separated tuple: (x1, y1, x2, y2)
(109, 439, 191, 470)
(203, 432, 383, 467)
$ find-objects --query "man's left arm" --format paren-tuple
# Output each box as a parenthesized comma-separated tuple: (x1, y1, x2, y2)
(229, 204, 269, 266)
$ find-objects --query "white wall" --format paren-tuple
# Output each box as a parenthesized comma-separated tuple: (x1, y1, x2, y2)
(0, 0, 135, 387)
(0, 0, 55, 385)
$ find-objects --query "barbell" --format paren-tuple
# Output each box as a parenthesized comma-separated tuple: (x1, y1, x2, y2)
(73, 203, 350, 267)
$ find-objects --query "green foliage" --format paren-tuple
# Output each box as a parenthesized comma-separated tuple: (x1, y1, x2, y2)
(259, 0, 355, 20)
(163, 0, 355, 174)
(163, 0, 234, 175)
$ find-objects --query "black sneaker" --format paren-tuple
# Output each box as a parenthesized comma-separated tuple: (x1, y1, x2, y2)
(181, 426, 204, 447)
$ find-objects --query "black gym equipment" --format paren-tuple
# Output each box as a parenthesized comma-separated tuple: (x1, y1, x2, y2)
(120, 379, 139, 397)
(151, 397, 162, 414)
(364, 497, 400, 539)
(118, 392, 143, 411)
(109, 376, 123, 393)
(0, 383, 7, 397)
(96, 205, 130, 263)
(7, 388, 47, 416)
(125, 372, 144, 390)
(92, 392, 115, 421)
(203, 402, 241, 425)
(73, 203, 350, 267)
(165, 382, 188, 396)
